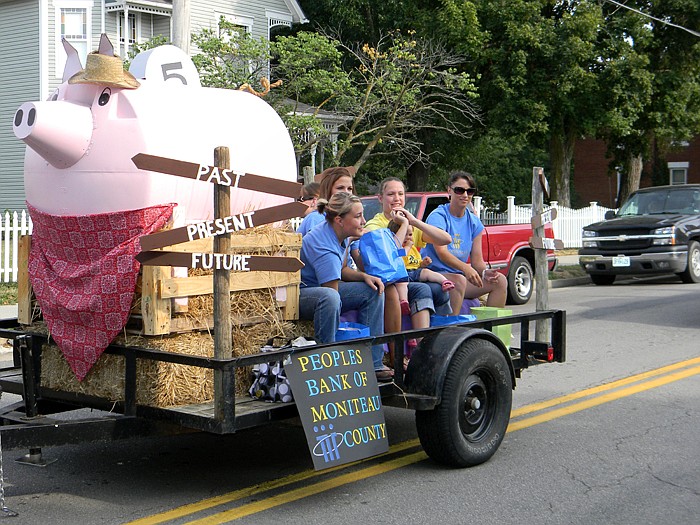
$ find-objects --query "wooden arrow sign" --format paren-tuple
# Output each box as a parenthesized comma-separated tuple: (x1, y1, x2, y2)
(530, 207, 558, 229)
(139, 201, 308, 251)
(131, 153, 303, 199)
(529, 236, 565, 250)
(136, 251, 304, 272)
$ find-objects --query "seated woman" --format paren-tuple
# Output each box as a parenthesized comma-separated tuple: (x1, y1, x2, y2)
(298, 192, 391, 381)
(362, 177, 452, 363)
(388, 219, 456, 311)
(300, 181, 320, 217)
(296, 166, 355, 236)
(422, 171, 507, 314)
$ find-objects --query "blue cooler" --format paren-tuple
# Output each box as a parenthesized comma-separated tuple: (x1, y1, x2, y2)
(335, 322, 370, 341)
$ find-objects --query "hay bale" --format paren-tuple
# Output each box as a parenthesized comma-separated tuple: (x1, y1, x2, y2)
(38, 317, 312, 407)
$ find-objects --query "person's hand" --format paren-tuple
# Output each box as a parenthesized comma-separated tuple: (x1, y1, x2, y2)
(482, 268, 500, 284)
(363, 274, 385, 294)
(420, 256, 432, 267)
(390, 208, 409, 225)
(392, 207, 416, 225)
(464, 264, 483, 287)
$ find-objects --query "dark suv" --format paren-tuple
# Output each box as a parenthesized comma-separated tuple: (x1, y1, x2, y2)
(579, 184, 700, 285)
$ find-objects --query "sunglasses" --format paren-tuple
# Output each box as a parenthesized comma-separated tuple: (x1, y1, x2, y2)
(451, 186, 477, 196)
(300, 196, 317, 202)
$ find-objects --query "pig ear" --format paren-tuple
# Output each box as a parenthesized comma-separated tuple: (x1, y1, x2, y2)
(62, 38, 83, 82)
(98, 33, 115, 56)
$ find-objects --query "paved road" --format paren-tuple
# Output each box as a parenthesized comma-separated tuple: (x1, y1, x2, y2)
(0, 277, 697, 524)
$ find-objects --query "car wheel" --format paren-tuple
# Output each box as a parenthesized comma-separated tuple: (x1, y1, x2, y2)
(590, 274, 616, 285)
(678, 240, 700, 283)
(506, 256, 533, 305)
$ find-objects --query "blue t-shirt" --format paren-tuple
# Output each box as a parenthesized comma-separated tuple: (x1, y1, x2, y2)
(300, 221, 347, 288)
(297, 210, 325, 237)
(421, 203, 484, 274)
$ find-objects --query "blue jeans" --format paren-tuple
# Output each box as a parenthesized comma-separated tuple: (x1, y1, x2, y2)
(425, 282, 451, 315)
(299, 283, 385, 370)
(406, 282, 436, 315)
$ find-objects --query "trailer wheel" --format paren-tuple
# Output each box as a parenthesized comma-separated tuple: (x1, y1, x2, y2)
(507, 255, 533, 305)
(678, 240, 700, 283)
(415, 338, 512, 467)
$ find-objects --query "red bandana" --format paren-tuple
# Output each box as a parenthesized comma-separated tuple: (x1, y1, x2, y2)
(27, 203, 174, 380)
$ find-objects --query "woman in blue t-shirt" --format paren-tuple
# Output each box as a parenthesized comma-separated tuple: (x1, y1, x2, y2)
(297, 166, 355, 236)
(299, 192, 391, 381)
(422, 171, 507, 314)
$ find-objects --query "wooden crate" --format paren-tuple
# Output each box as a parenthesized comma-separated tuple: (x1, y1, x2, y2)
(17, 230, 302, 334)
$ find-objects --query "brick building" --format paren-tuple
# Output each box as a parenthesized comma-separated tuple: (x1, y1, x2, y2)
(573, 137, 700, 208)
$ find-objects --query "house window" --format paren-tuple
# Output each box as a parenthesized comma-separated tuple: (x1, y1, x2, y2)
(55, 0, 92, 79)
(668, 162, 689, 185)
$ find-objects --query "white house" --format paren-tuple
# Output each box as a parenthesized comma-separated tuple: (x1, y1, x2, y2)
(0, 0, 308, 212)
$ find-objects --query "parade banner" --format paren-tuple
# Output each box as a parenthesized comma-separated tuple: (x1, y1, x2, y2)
(285, 342, 389, 470)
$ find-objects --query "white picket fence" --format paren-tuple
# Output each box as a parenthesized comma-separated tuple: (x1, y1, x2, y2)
(0, 210, 33, 283)
(0, 199, 613, 283)
(473, 196, 616, 249)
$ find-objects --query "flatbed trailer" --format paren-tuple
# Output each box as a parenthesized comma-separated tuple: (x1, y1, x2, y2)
(0, 309, 565, 467)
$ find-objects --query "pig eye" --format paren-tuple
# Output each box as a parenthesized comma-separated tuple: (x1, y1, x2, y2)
(98, 88, 111, 106)
(49, 89, 59, 102)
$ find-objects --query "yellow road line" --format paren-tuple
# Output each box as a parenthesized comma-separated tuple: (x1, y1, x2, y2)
(130, 358, 700, 525)
(510, 356, 700, 418)
(182, 452, 427, 525)
(508, 364, 700, 432)
(125, 438, 420, 525)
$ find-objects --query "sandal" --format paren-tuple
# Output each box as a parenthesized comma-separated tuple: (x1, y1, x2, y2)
(375, 365, 394, 382)
(400, 300, 411, 316)
(441, 280, 455, 292)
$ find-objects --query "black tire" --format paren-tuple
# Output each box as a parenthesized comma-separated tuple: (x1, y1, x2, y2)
(590, 274, 616, 285)
(415, 338, 512, 467)
(506, 255, 533, 305)
(678, 241, 700, 283)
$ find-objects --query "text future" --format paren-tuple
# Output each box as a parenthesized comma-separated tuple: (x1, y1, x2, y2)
(191, 253, 250, 271)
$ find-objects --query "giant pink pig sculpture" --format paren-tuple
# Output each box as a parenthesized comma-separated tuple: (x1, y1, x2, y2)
(12, 35, 300, 381)
(14, 35, 297, 219)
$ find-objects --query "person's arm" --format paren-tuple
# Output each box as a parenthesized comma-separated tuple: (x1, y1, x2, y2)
(433, 242, 482, 286)
(390, 210, 409, 247)
(341, 266, 385, 294)
(396, 208, 451, 246)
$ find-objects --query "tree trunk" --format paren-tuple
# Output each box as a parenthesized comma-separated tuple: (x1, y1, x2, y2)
(549, 129, 575, 207)
(617, 153, 643, 206)
(407, 161, 429, 191)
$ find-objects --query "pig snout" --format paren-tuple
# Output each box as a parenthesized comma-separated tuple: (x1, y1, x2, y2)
(14, 101, 93, 169)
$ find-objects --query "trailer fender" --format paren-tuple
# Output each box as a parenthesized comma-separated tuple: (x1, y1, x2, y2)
(405, 327, 516, 406)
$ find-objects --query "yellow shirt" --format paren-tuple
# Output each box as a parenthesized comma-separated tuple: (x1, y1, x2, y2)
(364, 212, 425, 248)
(403, 244, 422, 270)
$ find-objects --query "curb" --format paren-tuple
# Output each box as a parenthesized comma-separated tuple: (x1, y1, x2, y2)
(549, 276, 591, 288)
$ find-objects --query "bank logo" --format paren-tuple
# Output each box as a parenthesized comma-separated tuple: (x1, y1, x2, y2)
(312, 423, 342, 463)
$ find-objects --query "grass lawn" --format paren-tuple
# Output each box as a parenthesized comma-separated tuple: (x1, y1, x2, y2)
(0, 283, 18, 305)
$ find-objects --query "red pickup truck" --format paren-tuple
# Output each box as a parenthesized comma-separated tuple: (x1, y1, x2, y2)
(361, 192, 557, 305)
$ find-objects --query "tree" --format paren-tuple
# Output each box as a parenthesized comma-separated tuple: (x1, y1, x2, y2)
(596, 0, 700, 205)
(327, 30, 481, 173)
(190, 23, 482, 182)
(474, 0, 604, 206)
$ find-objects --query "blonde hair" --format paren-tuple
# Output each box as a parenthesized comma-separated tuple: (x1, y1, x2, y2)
(317, 192, 361, 222)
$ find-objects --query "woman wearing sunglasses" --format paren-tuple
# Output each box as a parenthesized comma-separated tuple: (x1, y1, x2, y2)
(422, 171, 507, 314)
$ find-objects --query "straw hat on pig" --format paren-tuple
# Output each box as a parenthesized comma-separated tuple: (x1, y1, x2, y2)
(68, 51, 140, 89)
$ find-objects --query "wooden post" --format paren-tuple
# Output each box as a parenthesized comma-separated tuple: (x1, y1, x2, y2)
(303, 165, 314, 185)
(532, 167, 550, 341)
(17, 235, 32, 325)
(213, 146, 233, 421)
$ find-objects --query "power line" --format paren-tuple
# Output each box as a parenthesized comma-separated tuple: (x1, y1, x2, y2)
(603, 0, 700, 37)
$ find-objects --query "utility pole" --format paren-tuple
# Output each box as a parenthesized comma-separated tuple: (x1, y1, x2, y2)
(172, 0, 191, 53)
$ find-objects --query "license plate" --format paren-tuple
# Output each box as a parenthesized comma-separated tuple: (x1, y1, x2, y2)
(612, 256, 630, 267)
